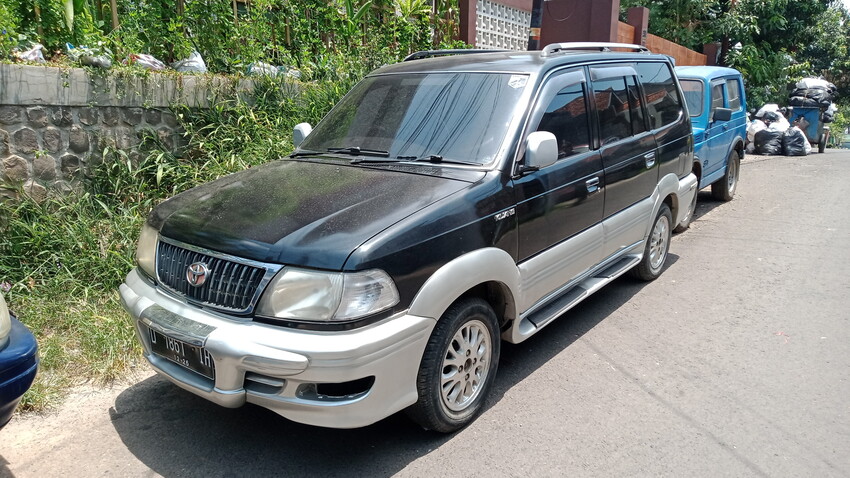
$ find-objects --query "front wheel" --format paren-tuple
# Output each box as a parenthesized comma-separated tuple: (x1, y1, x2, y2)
(630, 203, 672, 281)
(711, 150, 740, 201)
(406, 298, 500, 433)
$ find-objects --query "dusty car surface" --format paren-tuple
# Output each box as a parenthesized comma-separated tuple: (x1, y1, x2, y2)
(676, 66, 747, 231)
(0, 293, 38, 429)
(121, 43, 697, 432)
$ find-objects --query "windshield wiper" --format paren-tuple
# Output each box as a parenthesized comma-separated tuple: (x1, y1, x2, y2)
(289, 149, 323, 158)
(327, 146, 390, 157)
(396, 155, 480, 166)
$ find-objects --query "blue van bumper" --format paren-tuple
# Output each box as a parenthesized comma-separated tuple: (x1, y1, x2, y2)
(0, 316, 39, 428)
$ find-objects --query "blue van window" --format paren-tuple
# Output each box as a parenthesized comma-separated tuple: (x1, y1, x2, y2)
(680, 79, 703, 117)
(711, 83, 725, 112)
(726, 79, 742, 111)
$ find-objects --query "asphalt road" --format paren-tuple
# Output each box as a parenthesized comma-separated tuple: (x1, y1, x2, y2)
(3, 149, 850, 477)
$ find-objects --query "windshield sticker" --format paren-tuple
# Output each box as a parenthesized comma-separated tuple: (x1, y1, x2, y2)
(508, 75, 528, 89)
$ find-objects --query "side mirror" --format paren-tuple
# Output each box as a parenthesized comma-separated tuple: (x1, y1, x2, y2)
(524, 131, 558, 171)
(713, 108, 732, 122)
(293, 123, 313, 147)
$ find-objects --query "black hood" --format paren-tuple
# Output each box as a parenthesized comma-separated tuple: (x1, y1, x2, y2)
(149, 159, 480, 270)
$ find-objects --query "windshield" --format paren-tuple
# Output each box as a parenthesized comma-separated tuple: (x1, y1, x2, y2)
(300, 72, 528, 165)
(679, 79, 704, 117)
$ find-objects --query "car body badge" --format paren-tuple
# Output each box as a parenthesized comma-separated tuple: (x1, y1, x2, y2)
(186, 262, 210, 288)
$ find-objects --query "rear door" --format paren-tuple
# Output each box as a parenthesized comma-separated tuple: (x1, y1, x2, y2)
(590, 65, 658, 255)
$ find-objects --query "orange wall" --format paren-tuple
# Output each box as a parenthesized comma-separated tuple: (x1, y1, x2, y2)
(617, 22, 706, 66)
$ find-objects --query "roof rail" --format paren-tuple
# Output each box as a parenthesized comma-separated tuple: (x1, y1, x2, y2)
(403, 49, 510, 62)
(540, 42, 651, 57)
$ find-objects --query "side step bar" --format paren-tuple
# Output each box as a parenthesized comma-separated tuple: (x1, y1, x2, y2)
(520, 255, 641, 335)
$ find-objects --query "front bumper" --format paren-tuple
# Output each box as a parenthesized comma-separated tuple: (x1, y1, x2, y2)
(120, 269, 435, 429)
(0, 317, 39, 429)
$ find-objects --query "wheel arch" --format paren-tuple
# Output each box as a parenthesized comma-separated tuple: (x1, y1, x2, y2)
(407, 248, 520, 329)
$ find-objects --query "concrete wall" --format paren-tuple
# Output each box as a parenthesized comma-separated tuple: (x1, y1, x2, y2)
(0, 64, 252, 201)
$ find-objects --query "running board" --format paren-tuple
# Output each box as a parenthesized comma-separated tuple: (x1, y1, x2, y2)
(522, 255, 641, 333)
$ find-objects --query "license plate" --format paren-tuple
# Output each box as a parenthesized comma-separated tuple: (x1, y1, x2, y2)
(147, 327, 215, 380)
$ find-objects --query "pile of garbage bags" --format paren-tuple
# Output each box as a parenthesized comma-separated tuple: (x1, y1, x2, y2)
(788, 77, 837, 109)
(823, 103, 838, 123)
(747, 104, 811, 156)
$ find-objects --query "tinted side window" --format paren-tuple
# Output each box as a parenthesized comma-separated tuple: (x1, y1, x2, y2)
(726, 79, 742, 111)
(537, 83, 591, 159)
(593, 77, 632, 145)
(634, 62, 684, 129)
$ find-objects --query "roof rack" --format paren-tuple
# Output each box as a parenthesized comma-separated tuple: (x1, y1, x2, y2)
(540, 42, 651, 57)
(403, 49, 510, 62)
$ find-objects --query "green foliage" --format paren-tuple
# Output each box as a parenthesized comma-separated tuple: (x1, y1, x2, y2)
(0, 2, 19, 57)
(2, 0, 462, 76)
(621, 0, 848, 107)
(830, 109, 849, 146)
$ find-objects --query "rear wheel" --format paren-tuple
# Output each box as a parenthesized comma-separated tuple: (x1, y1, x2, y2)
(711, 150, 739, 201)
(630, 204, 672, 281)
(406, 298, 500, 433)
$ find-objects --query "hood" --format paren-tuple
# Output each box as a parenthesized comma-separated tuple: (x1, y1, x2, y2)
(149, 159, 479, 270)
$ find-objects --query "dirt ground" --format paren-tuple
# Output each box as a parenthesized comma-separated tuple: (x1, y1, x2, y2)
(3, 150, 850, 477)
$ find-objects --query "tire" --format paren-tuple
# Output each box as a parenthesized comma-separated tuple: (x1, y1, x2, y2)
(673, 184, 697, 233)
(818, 134, 826, 153)
(630, 203, 672, 281)
(406, 298, 500, 433)
(711, 150, 740, 202)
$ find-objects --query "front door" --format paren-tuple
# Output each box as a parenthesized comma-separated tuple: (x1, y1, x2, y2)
(513, 67, 605, 308)
(705, 80, 735, 178)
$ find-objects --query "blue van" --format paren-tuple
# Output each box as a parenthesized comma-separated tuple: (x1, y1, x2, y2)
(675, 66, 747, 231)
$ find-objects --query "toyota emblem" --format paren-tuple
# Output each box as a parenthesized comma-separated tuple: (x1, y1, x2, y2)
(186, 262, 210, 287)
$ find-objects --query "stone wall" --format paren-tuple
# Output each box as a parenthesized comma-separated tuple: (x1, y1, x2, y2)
(0, 64, 254, 201)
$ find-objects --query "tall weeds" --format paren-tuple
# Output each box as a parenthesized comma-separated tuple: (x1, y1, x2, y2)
(0, 71, 357, 411)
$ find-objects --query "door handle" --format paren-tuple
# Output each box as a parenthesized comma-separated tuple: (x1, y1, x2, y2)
(644, 152, 656, 168)
(586, 177, 600, 194)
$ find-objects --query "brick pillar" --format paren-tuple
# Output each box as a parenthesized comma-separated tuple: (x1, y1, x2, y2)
(459, 0, 477, 47)
(539, 0, 621, 48)
(703, 42, 721, 66)
(626, 6, 649, 46)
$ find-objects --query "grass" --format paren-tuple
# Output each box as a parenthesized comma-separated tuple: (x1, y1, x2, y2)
(0, 73, 355, 413)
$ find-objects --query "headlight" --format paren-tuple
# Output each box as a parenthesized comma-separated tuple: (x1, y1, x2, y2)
(257, 267, 399, 322)
(0, 293, 11, 349)
(135, 223, 159, 278)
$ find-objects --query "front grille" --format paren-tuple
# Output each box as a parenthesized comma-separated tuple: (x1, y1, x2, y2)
(156, 240, 267, 312)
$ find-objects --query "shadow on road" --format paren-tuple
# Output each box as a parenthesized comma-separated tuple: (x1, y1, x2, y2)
(111, 257, 678, 477)
(689, 190, 729, 226)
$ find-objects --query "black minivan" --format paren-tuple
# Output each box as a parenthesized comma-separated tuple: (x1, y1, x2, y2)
(120, 43, 697, 432)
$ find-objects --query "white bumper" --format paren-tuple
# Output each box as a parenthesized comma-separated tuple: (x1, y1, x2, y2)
(120, 268, 435, 429)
